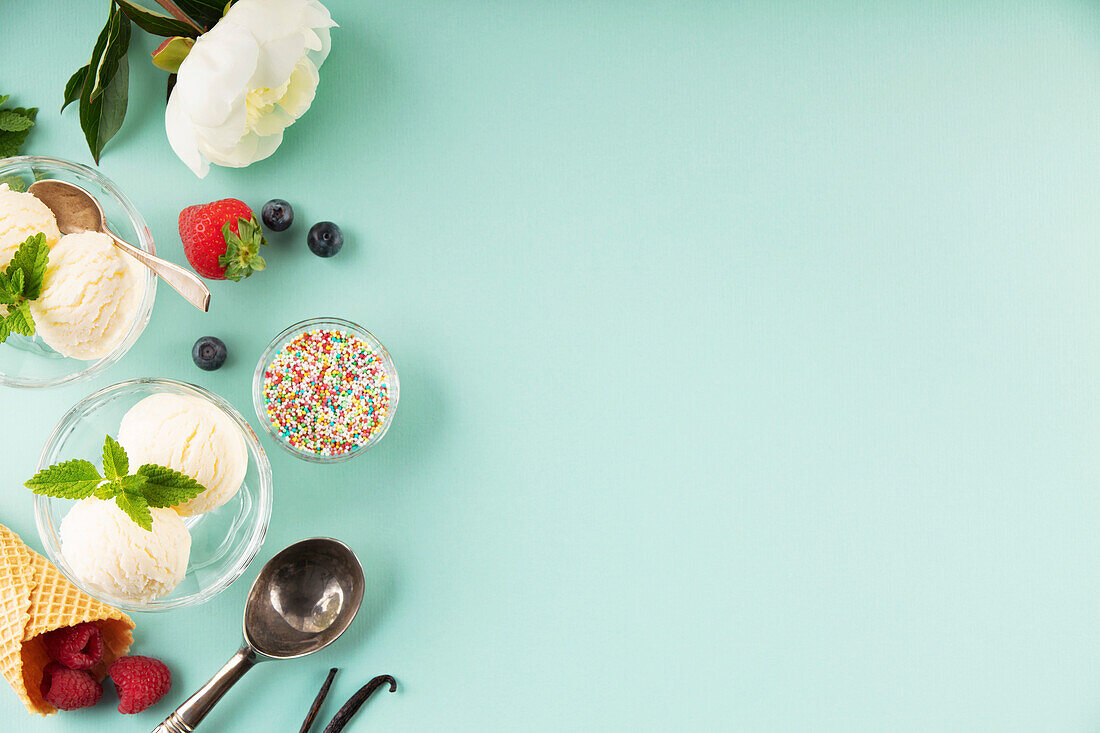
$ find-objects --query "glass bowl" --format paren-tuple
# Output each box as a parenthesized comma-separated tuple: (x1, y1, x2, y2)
(253, 317, 399, 463)
(34, 379, 272, 612)
(0, 156, 157, 388)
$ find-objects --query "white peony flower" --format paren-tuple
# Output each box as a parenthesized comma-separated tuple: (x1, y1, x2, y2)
(165, 0, 337, 177)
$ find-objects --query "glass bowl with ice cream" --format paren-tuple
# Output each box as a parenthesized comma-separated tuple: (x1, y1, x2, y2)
(32, 379, 273, 612)
(0, 156, 156, 388)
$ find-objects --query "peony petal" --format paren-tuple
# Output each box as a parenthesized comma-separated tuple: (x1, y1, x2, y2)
(250, 33, 305, 90)
(306, 25, 331, 68)
(165, 95, 209, 177)
(276, 58, 320, 120)
(203, 129, 284, 168)
(174, 23, 259, 128)
(251, 102, 296, 136)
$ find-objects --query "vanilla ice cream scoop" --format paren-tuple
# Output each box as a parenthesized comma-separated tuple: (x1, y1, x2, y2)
(0, 182, 61, 262)
(117, 393, 249, 516)
(60, 497, 191, 602)
(29, 231, 145, 360)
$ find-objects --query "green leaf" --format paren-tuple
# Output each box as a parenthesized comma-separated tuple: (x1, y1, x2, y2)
(93, 481, 119, 500)
(0, 175, 27, 192)
(135, 464, 206, 507)
(8, 269, 23, 297)
(0, 111, 33, 132)
(0, 95, 8, 107)
(25, 459, 104, 498)
(62, 65, 89, 113)
(90, 6, 130, 102)
(117, 473, 147, 493)
(0, 107, 36, 159)
(115, 490, 152, 531)
(6, 233, 50, 300)
(102, 435, 129, 480)
(5, 303, 34, 337)
(217, 217, 267, 281)
(174, 0, 225, 29)
(0, 275, 18, 306)
(116, 0, 198, 37)
(79, 5, 131, 163)
(151, 36, 194, 73)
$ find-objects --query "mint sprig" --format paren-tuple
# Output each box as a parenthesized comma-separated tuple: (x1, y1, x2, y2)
(0, 94, 37, 159)
(25, 435, 207, 531)
(0, 233, 49, 344)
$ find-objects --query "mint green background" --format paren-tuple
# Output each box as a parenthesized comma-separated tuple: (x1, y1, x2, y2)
(3, 1, 1100, 730)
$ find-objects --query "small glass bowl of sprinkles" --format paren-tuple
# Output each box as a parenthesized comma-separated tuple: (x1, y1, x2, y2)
(252, 317, 399, 463)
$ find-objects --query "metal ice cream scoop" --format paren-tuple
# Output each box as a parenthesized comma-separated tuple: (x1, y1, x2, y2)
(151, 538, 366, 733)
(28, 179, 211, 312)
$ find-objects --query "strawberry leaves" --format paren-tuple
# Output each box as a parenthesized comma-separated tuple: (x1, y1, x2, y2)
(218, 216, 268, 281)
(26, 435, 208, 531)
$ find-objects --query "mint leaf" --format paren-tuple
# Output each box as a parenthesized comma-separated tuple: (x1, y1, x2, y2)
(25, 435, 211, 531)
(102, 435, 128, 480)
(135, 464, 205, 507)
(117, 474, 147, 493)
(5, 304, 34, 337)
(0, 271, 20, 305)
(6, 233, 50, 300)
(115, 490, 152, 531)
(93, 482, 118, 500)
(25, 459, 104, 498)
(0, 175, 27, 193)
(0, 102, 35, 159)
(0, 233, 47, 343)
(0, 111, 32, 132)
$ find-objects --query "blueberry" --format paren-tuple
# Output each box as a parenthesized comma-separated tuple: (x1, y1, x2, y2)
(261, 199, 294, 231)
(307, 222, 343, 257)
(192, 337, 227, 371)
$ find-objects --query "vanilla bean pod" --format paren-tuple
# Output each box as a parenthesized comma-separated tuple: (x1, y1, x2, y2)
(300, 668, 339, 733)
(322, 675, 397, 733)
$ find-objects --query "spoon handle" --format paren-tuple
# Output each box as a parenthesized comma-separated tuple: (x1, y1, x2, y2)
(107, 231, 211, 312)
(150, 646, 257, 733)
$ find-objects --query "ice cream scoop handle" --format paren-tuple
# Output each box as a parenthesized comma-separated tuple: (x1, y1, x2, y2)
(151, 646, 257, 732)
(107, 230, 211, 313)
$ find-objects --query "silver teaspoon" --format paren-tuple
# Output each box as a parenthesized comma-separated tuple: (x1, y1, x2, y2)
(28, 179, 211, 312)
(151, 538, 366, 733)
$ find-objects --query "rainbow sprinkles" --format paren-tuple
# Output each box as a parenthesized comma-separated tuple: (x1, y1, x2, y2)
(262, 328, 392, 457)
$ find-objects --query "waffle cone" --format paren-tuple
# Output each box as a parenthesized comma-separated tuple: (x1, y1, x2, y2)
(0, 524, 133, 716)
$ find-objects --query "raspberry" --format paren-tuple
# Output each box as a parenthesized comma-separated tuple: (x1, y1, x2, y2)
(42, 622, 104, 670)
(108, 655, 172, 714)
(40, 662, 102, 711)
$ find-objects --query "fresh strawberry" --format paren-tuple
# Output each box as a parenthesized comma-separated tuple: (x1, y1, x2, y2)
(178, 198, 267, 281)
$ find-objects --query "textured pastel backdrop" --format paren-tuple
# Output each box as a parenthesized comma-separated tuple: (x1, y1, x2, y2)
(3, 1, 1100, 730)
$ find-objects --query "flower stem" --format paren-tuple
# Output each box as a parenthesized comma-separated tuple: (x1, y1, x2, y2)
(152, 0, 206, 34)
